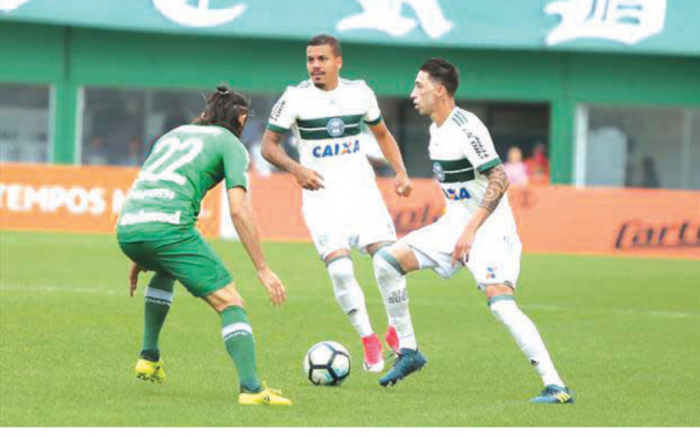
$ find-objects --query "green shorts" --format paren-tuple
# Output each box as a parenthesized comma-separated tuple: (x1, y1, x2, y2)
(118, 230, 232, 298)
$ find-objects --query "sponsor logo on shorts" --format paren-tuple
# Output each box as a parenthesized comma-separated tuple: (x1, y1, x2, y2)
(486, 266, 497, 279)
(312, 140, 361, 158)
(318, 234, 329, 247)
(327, 118, 346, 137)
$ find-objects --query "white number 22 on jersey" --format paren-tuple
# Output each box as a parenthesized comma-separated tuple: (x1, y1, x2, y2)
(139, 138, 203, 185)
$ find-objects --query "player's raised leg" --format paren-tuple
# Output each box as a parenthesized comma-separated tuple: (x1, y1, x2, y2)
(485, 285, 573, 404)
(324, 249, 384, 372)
(134, 274, 174, 383)
(373, 244, 427, 387)
(203, 282, 292, 406)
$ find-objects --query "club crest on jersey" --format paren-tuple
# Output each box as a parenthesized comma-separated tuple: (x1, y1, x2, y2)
(327, 118, 346, 137)
(312, 139, 361, 158)
(433, 162, 446, 182)
(442, 187, 471, 200)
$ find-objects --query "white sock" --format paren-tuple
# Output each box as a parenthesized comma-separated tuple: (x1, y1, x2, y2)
(490, 296, 565, 387)
(327, 257, 373, 337)
(373, 250, 417, 350)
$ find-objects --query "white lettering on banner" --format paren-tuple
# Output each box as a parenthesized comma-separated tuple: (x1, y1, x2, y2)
(0, 0, 33, 13)
(152, 0, 248, 28)
(112, 189, 128, 215)
(545, 0, 666, 45)
(0, 184, 106, 215)
(337, 0, 453, 39)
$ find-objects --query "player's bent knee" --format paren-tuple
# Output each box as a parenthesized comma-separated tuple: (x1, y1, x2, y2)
(327, 257, 356, 288)
(484, 283, 514, 300)
(374, 246, 414, 277)
(204, 282, 245, 313)
(366, 241, 394, 256)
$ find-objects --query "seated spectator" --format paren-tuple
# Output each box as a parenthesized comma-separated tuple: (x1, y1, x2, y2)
(84, 136, 110, 165)
(525, 142, 550, 185)
(118, 136, 145, 167)
(503, 146, 529, 186)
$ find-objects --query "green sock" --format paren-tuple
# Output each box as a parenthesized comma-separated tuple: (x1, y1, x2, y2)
(220, 306, 261, 393)
(141, 275, 175, 361)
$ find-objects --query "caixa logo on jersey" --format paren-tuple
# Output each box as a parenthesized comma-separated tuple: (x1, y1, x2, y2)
(327, 118, 346, 137)
(442, 187, 471, 201)
(312, 140, 361, 158)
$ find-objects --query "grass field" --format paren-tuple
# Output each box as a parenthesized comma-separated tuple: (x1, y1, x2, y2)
(1, 230, 699, 427)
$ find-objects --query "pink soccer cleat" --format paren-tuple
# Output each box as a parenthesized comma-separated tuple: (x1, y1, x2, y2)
(385, 325, 400, 355)
(361, 333, 385, 373)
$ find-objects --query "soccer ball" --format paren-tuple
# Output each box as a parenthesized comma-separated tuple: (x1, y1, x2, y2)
(303, 341, 351, 386)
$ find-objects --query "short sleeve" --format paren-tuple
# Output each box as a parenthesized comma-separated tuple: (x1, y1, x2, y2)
(362, 83, 382, 126)
(458, 117, 501, 173)
(267, 87, 296, 134)
(222, 136, 250, 190)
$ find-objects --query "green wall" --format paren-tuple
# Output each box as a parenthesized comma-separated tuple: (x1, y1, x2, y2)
(2, 22, 699, 183)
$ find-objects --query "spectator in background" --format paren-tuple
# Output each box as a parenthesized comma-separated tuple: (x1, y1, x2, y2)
(84, 136, 110, 165)
(119, 136, 145, 167)
(628, 154, 661, 189)
(503, 146, 529, 186)
(525, 142, 550, 185)
(641, 156, 660, 188)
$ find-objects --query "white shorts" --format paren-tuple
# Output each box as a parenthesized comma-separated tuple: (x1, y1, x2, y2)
(302, 185, 397, 259)
(400, 211, 522, 290)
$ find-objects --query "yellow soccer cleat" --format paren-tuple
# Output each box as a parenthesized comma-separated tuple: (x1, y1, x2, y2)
(238, 386, 293, 406)
(134, 358, 166, 384)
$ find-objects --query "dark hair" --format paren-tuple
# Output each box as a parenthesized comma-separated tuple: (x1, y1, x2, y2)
(308, 34, 342, 57)
(420, 58, 459, 97)
(193, 85, 250, 137)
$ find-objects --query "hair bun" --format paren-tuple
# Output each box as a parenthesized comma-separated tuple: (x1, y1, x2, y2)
(216, 85, 230, 95)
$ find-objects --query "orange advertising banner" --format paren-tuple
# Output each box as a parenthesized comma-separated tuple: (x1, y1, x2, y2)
(1, 165, 698, 259)
(0, 164, 221, 238)
(246, 172, 700, 260)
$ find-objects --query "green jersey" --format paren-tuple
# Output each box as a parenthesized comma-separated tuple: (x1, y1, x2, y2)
(117, 124, 249, 242)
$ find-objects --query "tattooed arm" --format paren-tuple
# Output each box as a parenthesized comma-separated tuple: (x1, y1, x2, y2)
(480, 164, 511, 213)
(450, 164, 510, 265)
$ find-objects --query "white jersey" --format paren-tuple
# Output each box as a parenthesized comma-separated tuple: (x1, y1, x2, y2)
(267, 78, 383, 194)
(400, 107, 521, 286)
(429, 107, 515, 231)
(267, 78, 396, 256)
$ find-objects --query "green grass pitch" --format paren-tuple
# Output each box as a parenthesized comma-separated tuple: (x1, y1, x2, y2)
(1, 231, 698, 426)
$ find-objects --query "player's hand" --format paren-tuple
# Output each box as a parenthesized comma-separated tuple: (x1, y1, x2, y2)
(294, 166, 325, 191)
(451, 228, 476, 267)
(394, 171, 412, 197)
(128, 262, 145, 297)
(257, 268, 287, 307)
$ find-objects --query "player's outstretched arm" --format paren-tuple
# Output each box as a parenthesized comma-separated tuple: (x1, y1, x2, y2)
(261, 129, 324, 190)
(227, 187, 287, 307)
(368, 121, 412, 197)
(451, 164, 511, 265)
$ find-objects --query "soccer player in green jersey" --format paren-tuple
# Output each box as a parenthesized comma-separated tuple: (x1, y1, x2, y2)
(116, 85, 292, 406)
